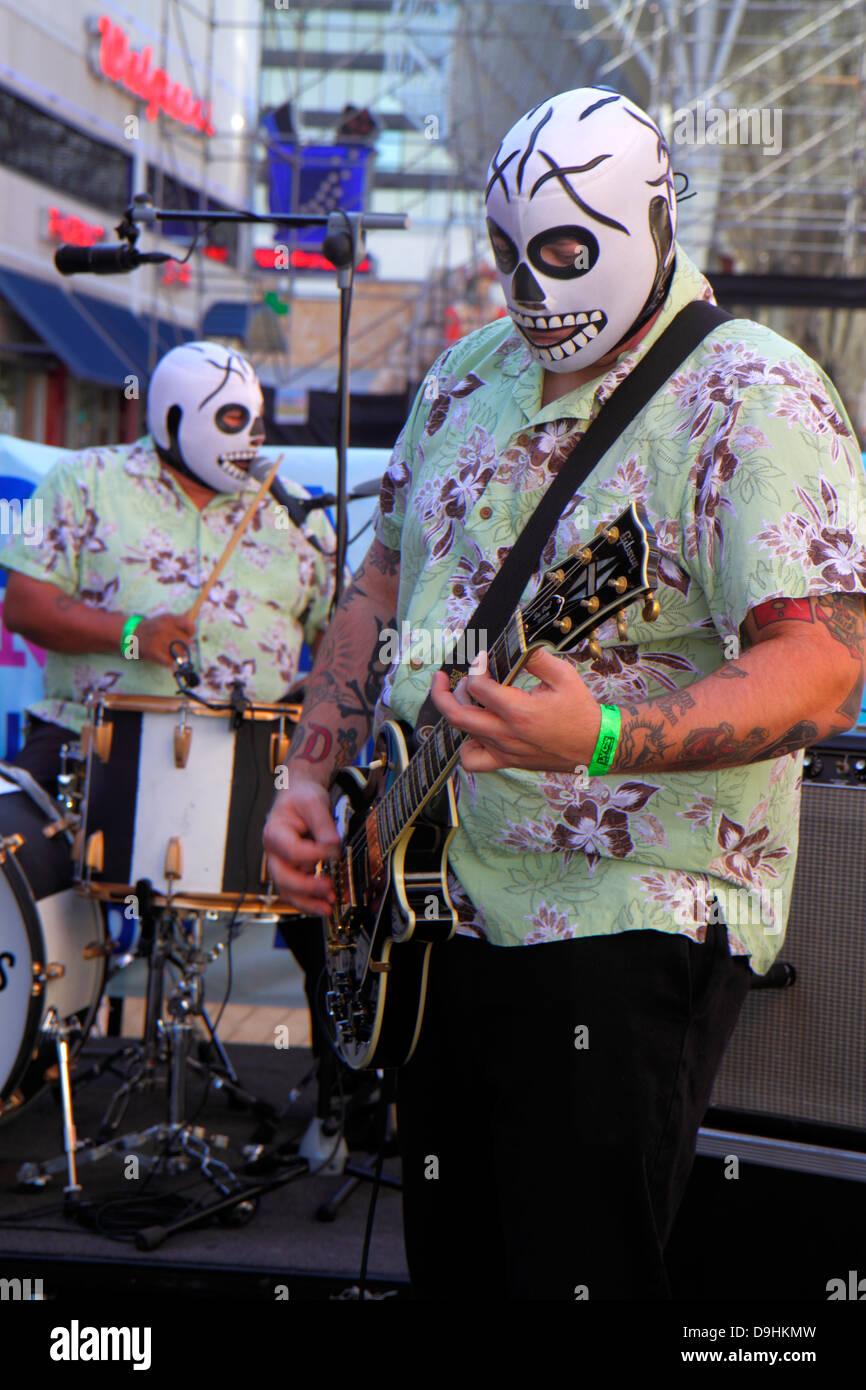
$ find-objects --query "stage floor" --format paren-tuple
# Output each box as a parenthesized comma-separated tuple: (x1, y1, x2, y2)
(2, 1033, 863, 1304)
(0, 1036, 409, 1301)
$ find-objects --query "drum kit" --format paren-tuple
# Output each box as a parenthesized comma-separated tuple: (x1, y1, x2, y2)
(0, 688, 302, 1197)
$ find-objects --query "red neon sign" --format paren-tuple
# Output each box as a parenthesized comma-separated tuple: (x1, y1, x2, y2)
(161, 261, 191, 286)
(45, 206, 104, 247)
(253, 247, 371, 273)
(94, 16, 215, 136)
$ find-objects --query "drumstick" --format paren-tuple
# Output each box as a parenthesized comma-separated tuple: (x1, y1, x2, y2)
(188, 454, 283, 621)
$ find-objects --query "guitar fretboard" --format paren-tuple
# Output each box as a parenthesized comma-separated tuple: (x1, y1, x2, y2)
(374, 613, 526, 855)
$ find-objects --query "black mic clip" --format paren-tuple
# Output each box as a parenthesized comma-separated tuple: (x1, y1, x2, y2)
(169, 640, 200, 690)
(228, 680, 251, 729)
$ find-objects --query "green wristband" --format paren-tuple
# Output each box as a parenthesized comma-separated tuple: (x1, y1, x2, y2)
(588, 704, 621, 776)
(120, 613, 144, 656)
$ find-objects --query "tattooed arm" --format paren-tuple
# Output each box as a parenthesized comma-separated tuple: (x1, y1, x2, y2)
(429, 592, 866, 778)
(613, 593, 866, 773)
(283, 537, 399, 781)
(263, 537, 400, 912)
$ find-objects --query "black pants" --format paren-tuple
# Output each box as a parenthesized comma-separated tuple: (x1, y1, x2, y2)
(396, 921, 751, 1301)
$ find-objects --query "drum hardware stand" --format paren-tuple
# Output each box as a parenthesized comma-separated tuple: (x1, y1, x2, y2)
(19, 1007, 86, 1199)
(16, 884, 269, 1194)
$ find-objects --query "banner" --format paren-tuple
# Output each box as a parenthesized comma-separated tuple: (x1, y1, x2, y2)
(263, 115, 374, 262)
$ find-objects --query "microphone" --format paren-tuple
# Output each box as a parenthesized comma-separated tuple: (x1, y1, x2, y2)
(299, 477, 383, 512)
(55, 243, 174, 276)
(249, 458, 309, 531)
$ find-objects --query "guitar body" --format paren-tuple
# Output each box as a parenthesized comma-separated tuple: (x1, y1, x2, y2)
(322, 719, 458, 1070)
(320, 502, 660, 1071)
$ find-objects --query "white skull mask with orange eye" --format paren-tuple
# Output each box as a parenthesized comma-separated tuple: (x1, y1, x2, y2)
(485, 88, 677, 371)
(147, 342, 266, 493)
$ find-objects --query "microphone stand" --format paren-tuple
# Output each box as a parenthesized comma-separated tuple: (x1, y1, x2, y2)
(319, 210, 358, 607)
(78, 196, 407, 610)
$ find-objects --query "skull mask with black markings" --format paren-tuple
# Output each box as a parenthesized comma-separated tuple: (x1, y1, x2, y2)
(485, 88, 677, 372)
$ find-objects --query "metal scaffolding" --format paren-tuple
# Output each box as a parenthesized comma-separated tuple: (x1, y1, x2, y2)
(250, 2, 866, 416)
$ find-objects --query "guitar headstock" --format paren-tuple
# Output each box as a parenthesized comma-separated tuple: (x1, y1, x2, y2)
(523, 502, 660, 657)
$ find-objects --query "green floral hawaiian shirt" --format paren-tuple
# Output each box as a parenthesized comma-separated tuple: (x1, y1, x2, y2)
(374, 249, 866, 973)
(0, 438, 336, 735)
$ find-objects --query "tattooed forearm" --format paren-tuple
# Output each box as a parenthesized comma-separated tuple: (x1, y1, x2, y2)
(612, 591, 866, 775)
(614, 716, 672, 770)
(759, 720, 819, 760)
(355, 538, 401, 582)
(675, 722, 769, 769)
(655, 688, 696, 725)
(285, 541, 401, 778)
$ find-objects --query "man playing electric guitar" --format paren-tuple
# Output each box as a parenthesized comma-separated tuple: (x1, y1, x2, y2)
(263, 88, 866, 1300)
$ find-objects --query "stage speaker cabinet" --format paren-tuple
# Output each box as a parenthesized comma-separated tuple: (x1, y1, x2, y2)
(707, 735, 866, 1153)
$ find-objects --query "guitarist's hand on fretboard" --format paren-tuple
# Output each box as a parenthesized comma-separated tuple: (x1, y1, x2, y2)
(430, 646, 603, 775)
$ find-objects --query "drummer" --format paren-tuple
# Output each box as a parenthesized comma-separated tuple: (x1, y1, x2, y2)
(0, 341, 336, 784)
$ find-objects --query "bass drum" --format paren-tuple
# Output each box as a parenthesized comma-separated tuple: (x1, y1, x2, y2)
(0, 777, 106, 1120)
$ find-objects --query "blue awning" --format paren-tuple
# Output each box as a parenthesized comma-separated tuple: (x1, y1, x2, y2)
(0, 267, 137, 387)
(0, 268, 194, 387)
(74, 290, 193, 381)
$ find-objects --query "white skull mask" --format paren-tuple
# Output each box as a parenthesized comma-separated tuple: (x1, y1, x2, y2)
(485, 88, 677, 371)
(147, 342, 266, 493)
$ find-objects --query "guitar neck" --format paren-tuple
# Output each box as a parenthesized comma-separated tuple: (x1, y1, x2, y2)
(375, 615, 527, 857)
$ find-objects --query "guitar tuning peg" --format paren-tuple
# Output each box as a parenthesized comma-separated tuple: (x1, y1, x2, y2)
(616, 611, 629, 642)
(578, 547, 593, 564)
(594, 523, 619, 541)
(586, 631, 602, 660)
(642, 591, 661, 623)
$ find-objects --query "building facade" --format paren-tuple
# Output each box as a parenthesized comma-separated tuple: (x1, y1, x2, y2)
(0, 0, 260, 447)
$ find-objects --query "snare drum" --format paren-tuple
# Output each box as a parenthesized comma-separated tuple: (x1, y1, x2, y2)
(77, 694, 300, 913)
(0, 777, 106, 1117)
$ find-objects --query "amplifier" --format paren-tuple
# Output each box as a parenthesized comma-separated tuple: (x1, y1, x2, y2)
(703, 736, 866, 1177)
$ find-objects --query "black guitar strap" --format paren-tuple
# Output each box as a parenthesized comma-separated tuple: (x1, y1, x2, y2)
(414, 299, 734, 734)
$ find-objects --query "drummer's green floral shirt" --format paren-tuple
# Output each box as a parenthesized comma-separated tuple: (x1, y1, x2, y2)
(374, 249, 866, 973)
(0, 438, 336, 736)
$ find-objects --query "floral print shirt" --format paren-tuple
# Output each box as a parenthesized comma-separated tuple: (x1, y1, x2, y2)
(0, 438, 336, 735)
(374, 250, 866, 973)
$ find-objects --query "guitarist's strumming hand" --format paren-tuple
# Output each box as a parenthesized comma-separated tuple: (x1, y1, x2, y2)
(431, 647, 602, 775)
(263, 776, 341, 916)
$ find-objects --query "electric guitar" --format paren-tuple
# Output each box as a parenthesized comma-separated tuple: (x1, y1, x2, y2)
(321, 502, 660, 1069)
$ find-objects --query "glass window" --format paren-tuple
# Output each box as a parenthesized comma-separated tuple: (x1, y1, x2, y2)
(0, 85, 131, 212)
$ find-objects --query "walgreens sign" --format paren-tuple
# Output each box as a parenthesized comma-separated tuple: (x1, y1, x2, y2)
(88, 15, 215, 135)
